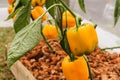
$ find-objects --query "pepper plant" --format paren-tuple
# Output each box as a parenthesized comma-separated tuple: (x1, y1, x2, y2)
(7, 0, 120, 80)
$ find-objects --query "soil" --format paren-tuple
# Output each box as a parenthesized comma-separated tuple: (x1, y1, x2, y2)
(20, 40, 120, 80)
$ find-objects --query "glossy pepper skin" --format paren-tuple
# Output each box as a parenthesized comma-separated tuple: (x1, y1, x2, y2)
(42, 24, 59, 39)
(31, 0, 46, 7)
(8, 5, 13, 14)
(62, 56, 89, 80)
(35, 0, 46, 6)
(31, 0, 36, 7)
(7, 0, 13, 5)
(67, 23, 98, 55)
(31, 6, 47, 21)
(62, 11, 76, 28)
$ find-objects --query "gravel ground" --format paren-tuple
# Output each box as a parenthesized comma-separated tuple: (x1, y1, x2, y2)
(20, 40, 120, 80)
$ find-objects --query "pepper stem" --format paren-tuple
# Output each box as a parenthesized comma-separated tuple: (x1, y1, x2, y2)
(69, 54, 76, 62)
(75, 17, 82, 30)
(83, 55, 94, 80)
(35, 3, 66, 53)
(94, 24, 97, 29)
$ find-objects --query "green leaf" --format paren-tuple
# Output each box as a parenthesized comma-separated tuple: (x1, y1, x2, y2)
(60, 29, 76, 61)
(6, 7, 22, 20)
(114, 0, 120, 25)
(20, 0, 31, 5)
(56, 6, 64, 35)
(45, 0, 56, 18)
(78, 0, 86, 13)
(6, 0, 21, 20)
(6, 0, 31, 20)
(7, 20, 43, 68)
(60, 29, 71, 54)
(14, 3, 31, 33)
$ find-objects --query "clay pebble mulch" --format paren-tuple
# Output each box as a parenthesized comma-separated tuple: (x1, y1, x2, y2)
(20, 40, 120, 80)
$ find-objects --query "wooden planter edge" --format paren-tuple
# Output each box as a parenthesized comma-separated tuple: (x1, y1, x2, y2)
(10, 60, 36, 80)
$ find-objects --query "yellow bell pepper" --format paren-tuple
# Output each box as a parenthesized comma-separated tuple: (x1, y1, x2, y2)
(8, 5, 13, 14)
(66, 23, 98, 55)
(62, 10, 76, 28)
(62, 55, 89, 80)
(31, 6, 47, 21)
(31, 0, 36, 7)
(42, 24, 59, 39)
(7, 0, 13, 5)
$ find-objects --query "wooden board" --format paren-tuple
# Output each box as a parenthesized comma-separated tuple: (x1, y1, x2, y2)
(10, 60, 36, 80)
(6, 44, 36, 80)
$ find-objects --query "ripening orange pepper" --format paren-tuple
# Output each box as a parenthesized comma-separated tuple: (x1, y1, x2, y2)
(8, 5, 13, 14)
(7, 0, 13, 5)
(62, 56, 89, 80)
(42, 24, 59, 39)
(62, 10, 76, 28)
(31, 6, 47, 21)
(8, 5, 16, 21)
(31, 0, 45, 7)
(66, 23, 98, 56)
(35, 0, 46, 6)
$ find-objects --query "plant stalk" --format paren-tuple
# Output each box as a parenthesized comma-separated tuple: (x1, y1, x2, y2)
(60, 0, 82, 30)
(59, 0, 76, 17)
(36, 4, 63, 22)
(83, 55, 94, 80)
(69, 54, 76, 62)
(59, 0, 82, 21)
(35, 3, 65, 53)
(40, 24, 56, 53)
(75, 17, 80, 30)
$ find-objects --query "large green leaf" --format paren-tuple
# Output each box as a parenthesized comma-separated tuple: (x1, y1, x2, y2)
(114, 0, 120, 25)
(45, 0, 56, 18)
(60, 29, 76, 61)
(78, 0, 86, 13)
(60, 29, 71, 55)
(20, 0, 31, 5)
(14, 3, 31, 33)
(7, 20, 42, 68)
(6, 0, 31, 20)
